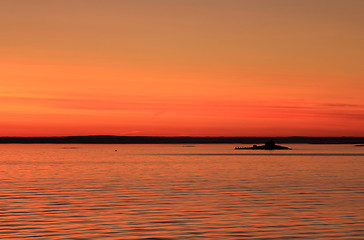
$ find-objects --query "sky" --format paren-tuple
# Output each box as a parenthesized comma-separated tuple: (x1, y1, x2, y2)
(1, 0, 364, 137)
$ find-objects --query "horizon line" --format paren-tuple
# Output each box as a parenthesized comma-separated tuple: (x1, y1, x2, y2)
(1, 135, 364, 138)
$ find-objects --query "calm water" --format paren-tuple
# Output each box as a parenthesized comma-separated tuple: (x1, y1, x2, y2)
(0, 144, 363, 239)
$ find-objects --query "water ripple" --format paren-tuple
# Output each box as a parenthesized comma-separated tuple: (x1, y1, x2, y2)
(0, 144, 363, 239)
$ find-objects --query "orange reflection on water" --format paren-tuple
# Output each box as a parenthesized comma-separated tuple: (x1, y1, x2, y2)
(0, 144, 363, 239)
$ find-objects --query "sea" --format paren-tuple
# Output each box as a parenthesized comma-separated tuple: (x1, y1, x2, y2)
(0, 144, 363, 239)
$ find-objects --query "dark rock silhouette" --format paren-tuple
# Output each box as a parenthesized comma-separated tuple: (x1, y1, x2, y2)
(355, 144, 364, 147)
(0, 136, 363, 144)
(235, 140, 291, 150)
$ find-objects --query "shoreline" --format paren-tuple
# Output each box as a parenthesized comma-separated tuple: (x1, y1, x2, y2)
(1, 136, 364, 144)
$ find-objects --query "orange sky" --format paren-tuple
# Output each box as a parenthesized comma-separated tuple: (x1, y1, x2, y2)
(1, 0, 364, 137)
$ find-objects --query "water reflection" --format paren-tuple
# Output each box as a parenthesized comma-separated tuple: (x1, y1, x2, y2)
(147, 153, 364, 156)
(0, 144, 363, 239)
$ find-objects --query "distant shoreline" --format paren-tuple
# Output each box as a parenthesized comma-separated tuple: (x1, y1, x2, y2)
(0, 136, 364, 144)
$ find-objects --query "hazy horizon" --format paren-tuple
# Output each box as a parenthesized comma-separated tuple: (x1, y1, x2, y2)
(1, 135, 364, 138)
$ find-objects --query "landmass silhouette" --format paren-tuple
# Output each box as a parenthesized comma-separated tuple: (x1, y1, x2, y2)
(0, 136, 363, 144)
(235, 140, 291, 150)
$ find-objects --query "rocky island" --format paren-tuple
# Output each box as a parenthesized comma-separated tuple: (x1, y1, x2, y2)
(235, 141, 291, 150)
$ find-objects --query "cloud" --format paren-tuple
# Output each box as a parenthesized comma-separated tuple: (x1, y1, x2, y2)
(1, 94, 364, 122)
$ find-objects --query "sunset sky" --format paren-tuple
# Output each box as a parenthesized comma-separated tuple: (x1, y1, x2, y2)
(1, 0, 364, 137)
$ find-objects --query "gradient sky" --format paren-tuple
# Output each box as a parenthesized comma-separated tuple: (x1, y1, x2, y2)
(1, 0, 364, 137)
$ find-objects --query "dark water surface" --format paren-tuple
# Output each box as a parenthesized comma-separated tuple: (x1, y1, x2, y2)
(0, 144, 363, 239)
